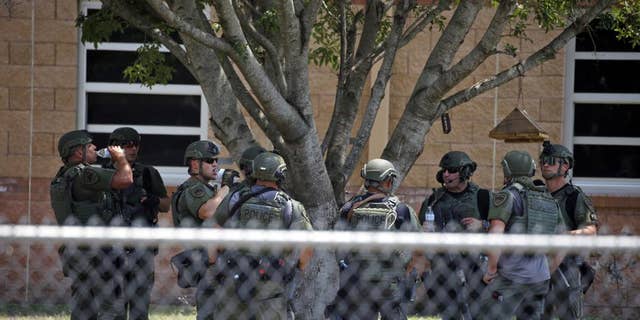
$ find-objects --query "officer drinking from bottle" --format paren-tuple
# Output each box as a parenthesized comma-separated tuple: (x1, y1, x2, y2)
(50, 129, 133, 319)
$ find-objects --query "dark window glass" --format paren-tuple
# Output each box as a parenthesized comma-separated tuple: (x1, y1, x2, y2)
(574, 60, 640, 93)
(86, 50, 197, 84)
(576, 26, 640, 52)
(574, 104, 640, 137)
(573, 145, 640, 178)
(87, 93, 201, 126)
(91, 132, 200, 167)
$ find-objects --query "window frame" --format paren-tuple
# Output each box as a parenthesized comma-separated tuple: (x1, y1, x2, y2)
(563, 38, 640, 195)
(78, 1, 208, 186)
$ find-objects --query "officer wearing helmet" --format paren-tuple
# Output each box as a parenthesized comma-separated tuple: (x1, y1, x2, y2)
(171, 140, 230, 320)
(209, 152, 313, 319)
(103, 127, 169, 320)
(327, 158, 420, 320)
(214, 145, 267, 221)
(475, 151, 565, 320)
(50, 129, 133, 319)
(418, 151, 490, 319)
(538, 142, 597, 320)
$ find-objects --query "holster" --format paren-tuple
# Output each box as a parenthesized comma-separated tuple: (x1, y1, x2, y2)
(170, 248, 209, 288)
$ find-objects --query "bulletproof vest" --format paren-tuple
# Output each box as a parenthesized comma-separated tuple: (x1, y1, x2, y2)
(349, 196, 399, 231)
(117, 163, 148, 224)
(347, 196, 407, 281)
(235, 189, 292, 229)
(430, 184, 481, 232)
(553, 184, 581, 230)
(50, 164, 115, 225)
(171, 178, 204, 228)
(506, 183, 560, 235)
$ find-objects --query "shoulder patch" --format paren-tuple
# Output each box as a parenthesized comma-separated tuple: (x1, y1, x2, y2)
(82, 168, 99, 185)
(189, 185, 207, 198)
(492, 191, 508, 207)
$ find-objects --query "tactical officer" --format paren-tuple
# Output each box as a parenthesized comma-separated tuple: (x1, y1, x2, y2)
(50, 129, 133, 320)
(418, 151, 490, 319)
(476, 151, 565, 320)
(328, 158, 421, 320)
(171, 140, 230, 320)
(210, 152, 314, 319)
(103, 127, 169, 320)
(214, 145, 267, 217)
(539, 142, 598, 320)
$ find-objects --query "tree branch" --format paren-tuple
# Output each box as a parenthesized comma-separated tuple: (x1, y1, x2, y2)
(343, 0, 414, 180)
(233, 0, 287, 94)
(439, 0, 616, 115)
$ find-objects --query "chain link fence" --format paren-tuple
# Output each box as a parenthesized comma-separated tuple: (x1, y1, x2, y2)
(1, 226, 639, 319)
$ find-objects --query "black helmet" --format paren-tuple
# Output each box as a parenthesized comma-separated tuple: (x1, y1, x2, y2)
(239, 145, 267, 175)
(58, 130, 92, 159)
(361, 159, 397, 182)
(109, 127, 141, 146)
(184, 140, 220, 164)
(252, 152, 287, 182)
(437, 151, 477, 182)
(502, 150, 536, 178)
(540, 141, 574, 169)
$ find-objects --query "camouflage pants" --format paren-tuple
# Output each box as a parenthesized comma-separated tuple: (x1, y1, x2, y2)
(123, 248, 156, 320)
(543, 261, 584, 320)
(475, 276, 549, 320)
(61, 246, 126, 320)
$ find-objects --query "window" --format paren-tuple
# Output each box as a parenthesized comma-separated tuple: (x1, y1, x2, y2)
(79, 1, 208, 185)
(564, 24, 640, 195)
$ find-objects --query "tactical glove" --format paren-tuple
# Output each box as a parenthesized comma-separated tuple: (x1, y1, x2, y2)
(221, 169, 240, 187)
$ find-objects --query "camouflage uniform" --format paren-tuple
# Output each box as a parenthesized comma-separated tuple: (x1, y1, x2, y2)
(476, 151, 565, 320)
(328, 159, 420, 320)
(50, 130, 126, 320)
(104, 127, 168, 320)
(210, 152, 313, 320)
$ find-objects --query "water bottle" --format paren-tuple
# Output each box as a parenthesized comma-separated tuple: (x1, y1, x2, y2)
(96, 147, 111, 158)
(215, 168, 240, 185)
(423, 206, 436, 232)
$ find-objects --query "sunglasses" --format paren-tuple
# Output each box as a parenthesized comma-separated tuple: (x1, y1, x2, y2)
(112, 140, 138, 148)
(443, 167, 461, 173)
(539, 156, 558, 166)
(201, 158, 218, 164)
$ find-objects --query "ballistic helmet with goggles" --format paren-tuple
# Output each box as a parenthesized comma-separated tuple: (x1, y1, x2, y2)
(540, 141, 574, 169)
(239, 145, 267, 176)
(109, 127, 141, 147)
(361, 159, 397, 182)
(184, 140, 220, 164)
(437, 151, 477, 183)
(58, 130, 92, 159)
(502, 150, 536, 178)
(252, 152, 287, 182)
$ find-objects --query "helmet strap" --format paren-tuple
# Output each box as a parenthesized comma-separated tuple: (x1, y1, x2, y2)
(81, 144, 87, 164)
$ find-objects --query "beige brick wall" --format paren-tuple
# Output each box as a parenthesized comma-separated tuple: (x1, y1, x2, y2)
(0, 0, 78, 179)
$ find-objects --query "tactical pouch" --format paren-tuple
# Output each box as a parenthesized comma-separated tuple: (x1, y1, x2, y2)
(170, 248, 209, 288)
(579, 261, 596, 294)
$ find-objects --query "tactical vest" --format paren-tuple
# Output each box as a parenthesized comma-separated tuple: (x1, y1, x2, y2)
(234, 189, 292, 230)
(430, 184, 481, 232)
(349, 196, 399, 231)
(50, 164, 115, 225)
(506, 183, 560, 235)
(171, 178, 206, 228)
(346, 196, 407, 281)
(553, 184, 582, 230)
